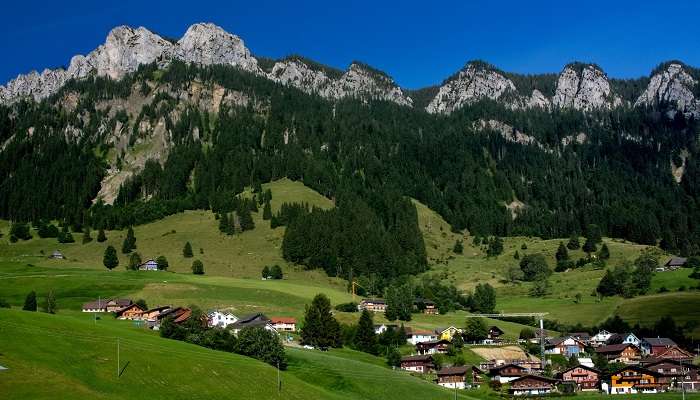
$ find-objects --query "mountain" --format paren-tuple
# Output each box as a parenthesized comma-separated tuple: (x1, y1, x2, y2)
(2, 23, 699, 117)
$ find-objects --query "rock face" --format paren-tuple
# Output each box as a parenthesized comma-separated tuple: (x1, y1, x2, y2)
(176, 23, 259, 72)
(552, 64, 621, 111)
(635, 63, 699, 117)
(427, 64, 517, 114)
(268, 59, 412, 106)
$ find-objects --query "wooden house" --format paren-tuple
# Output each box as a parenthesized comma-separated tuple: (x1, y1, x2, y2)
(414, 298, 439, 315)
(106, 299, 132, 312)
(561, 365, 600, 391)
(400, 354, 434, 373)
(642, 359, 700, 391)
(436, 366, 481, 389)
(489, 363, 528, 383)
(359, 299, 386, 313)
(648, 345, 694, 362)
(641, 337, 677, 357)
(270, 317, 296, 332)
(509, 375, 559, 396)
(664, 257, 687, 270)
(545, 336, 586, 357)
(116, 304, 145, 320)
(487, 326, 504, 342)
(415, 339, 450, 355)
(595, 343, 641, 364)
(604, 365, 662, 394)
(142, 306, 171, 321)
(81, 299, 108, 313)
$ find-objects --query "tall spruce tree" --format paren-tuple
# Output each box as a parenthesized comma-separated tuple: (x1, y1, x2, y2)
(300, 294, 342, 349)
(103, 246, 119, 270)
(96, 228, 107, 242)
(354, 310, 378, 354)
(23, 290, 37, 311)
(183, 241, 193, 258)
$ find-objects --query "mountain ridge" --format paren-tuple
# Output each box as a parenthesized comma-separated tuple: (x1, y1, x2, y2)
(1, 22, 699, 117)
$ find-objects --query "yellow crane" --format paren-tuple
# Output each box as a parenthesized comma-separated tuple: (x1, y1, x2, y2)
(351, 280, 366, 302)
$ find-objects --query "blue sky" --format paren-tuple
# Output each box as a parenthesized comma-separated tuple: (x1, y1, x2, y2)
(2, 0, 699, 89)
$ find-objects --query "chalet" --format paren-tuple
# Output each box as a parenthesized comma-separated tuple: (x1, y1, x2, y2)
(81, 299, 108, 313)
(359, 299, 386, 313)
(405, 328, 438, 345)
(116, 304, 145, 320)
(106, 299, 132, 313)
(400, 354, 434, 373)
(664, 257, 687, 270)
(208, 310, 239, 328)
(142, 306, 171, 321)
(48, 250, 64, 259)
(435, 326, 461, 341)
(545, 336, 586, 357)
(436, 366, 481, 389)
(509, 375, 559, 396)
(270, 317, 296, 332)
(414, 298, 439, 315)
(642, 359, 700, 391)
(374, 324, 398, 335)
(561, 365, 600, 391)
(606, 332, 641, 347)
(228, 313, 276, 335)
(595, 344, 641, 364)
(489, 363, 528, 383)
(480, 359, 541, 373)
(604, 365, 662, 394)
(487, 326, 504, 342)
(569, 332, 591, 345)
(415, 339, 450, 355)
(590, 329, 614, 347)
(168, 307, 192, 324)
(645, 345, 695, 362)
(641, 337, 677, 356)
(139, 259, 158, 271)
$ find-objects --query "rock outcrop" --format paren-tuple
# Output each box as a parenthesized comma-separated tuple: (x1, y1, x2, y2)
(552, 64, 621, 111)
(175, 23, 259, 72)
(635, 63, 699, 117)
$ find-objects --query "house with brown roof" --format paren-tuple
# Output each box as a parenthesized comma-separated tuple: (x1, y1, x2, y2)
(487, 326, 504, 342)
(106, 299, 132, 313)
(359, 299, 386, 313)
(646, 345, 695, 362)
(415, 339, 450, 355)
(545, 336, 586, 357)
(270, 317, 296, 332)
(116, 303, 145, 320)
(603, 365, 663, 394)
(400, 354, 434, 373)
(641, 337, 676, 356)
(489, 363, 528, 383)
(81, 299, 108, 313)
(642, 359, 700, 391)
(595, 343, 641, 364)
(509, 375, 559, 396)
(436, 366, 482, 389)
(664, 257, 687, 270)
(569, 332, 591, 345)
(142, 306, 172, 321)
(561, 365, 600, 391)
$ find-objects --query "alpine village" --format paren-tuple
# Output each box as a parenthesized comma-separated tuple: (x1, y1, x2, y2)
(2, 13, 700, 400)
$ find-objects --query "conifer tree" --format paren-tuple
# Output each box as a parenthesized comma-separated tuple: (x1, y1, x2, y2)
(262, 266, 270, 279)
(122, 227, 136, 254)
(82, 227, 93, 244)
(103, 246, 119, 270)
(183, 241, 193, 258)
(156, 255, 169, 271)
(97, 228, 107, 242)
(555, 242, 569, 262)
(567, 234, 580, 250)
(191, 259, 204, 275)
(44, 290, 57, 314)
(262, 199, 272, 220)
(300, 294, 342, 349)
(23, 290, 37, 311)
(128, 252, 142, 270)
(453, 240, 464, 254)
(354, 310, 377, 354)
(598, 243, 610, 260)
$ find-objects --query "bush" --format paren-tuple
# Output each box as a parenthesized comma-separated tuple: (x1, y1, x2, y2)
(335, 302, 359, 312)
(191, 259, 205, 275)
(10, 222, 32, 241)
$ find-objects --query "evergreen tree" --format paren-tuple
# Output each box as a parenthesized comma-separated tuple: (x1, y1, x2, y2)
(22, 290, 37, 311)
(58, 225, 75, 243)
(10, 222, 32, 241)
(238, 202, 255, 231)
(453, 240, 464, 254)
(262, 265, 270, 279)
(354, 310, 378, 354)
(156, 255, 169, 271)
(82, 227, 93, 244)
(586, 224, 602, 244)
(128, 252, 142, 270)
(96, 228, 107, 242)
(386, 346, 401, 367)
(567, 234, 580, 250)
(300, 294, 342, 349)
(270, 265, 283, 279)
(472, 283, 496, 313)
(487, 236, 504, 257)
(103, 246, 119, 270)
(183, 241, 193, 258)
(219, 213, 230, 235)
(191, 259, 204, 275)
(44, 289, 57, 314)
(598, 243, 610, 260)
(555, 242, 569, 262)
(514, 250, 520, 260)
(122, 227, 136, 253)
(582, 237, 597, 254)
(262, 199, 272, 220)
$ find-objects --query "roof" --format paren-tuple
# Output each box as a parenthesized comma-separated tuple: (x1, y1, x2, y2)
(271, 317, 296, 324)
(561, 364, 600, 375)
(643, 337, 677, 347)
(666, 257, 687, 266)
(230, 313, 272, 330)
(489, 326, 504, 334)
(109, 299, 132, 307)
(144, 306, 171, 314)
(570, 332, 591, 339)
(82, 299, 108, 309)
(116, 303, 144, 314)
(490, 363, 528, 374)
(173, 308, 192, 324)
(361, 298, 386, 304)
(416, 339, 450, 347)
(401, 354, 433, 362)
(611, 365, 663, 377)
(510, 374, 558, 384)
(595, 343, 638, 353)
(437, 366, 468, 376)
(408, 329, 435, 336)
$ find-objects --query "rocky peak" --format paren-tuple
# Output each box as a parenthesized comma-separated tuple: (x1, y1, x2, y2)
(552, 63, 621, 111)
(635, 63, 699, 117)
(426, 62, 517, 114)
(176, 23, 259, 72)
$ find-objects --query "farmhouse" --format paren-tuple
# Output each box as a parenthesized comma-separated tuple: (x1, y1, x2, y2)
(228, 313, 276, 335)
(604, 365, 662, 394)
(640, 337, 682, 357)
(405, 328, 437, 345)
(595, 344, 641, 364)
(509, 375, 559, 396)
(489, 363, 528, 383)
(208, 310, 239, 328)
(359, 299, 386, 313)
(414, 298, 439, 315)
(664, 257, 687, 270)
(400, 354, 434, 373)
(590, 329, 614, 347)
(643, 359, 700, 391)
(139, 259, 158, 271)
(545, 336, 586, 357)
(561, 365, 600, 391)
(487, 326, 504, 342)
(81, 299, 108, 313)
(647, 345, 695, 362)
(116, 304, 144, 320)
(415, 339, 450, 355)
(435, 326, 461, 341)
(270, 317, 296, 332)
(606, 332, 641, 347)
(142, 306, 172, 321)
(106, 299, 132, 312)
(436, 366, 481, 389)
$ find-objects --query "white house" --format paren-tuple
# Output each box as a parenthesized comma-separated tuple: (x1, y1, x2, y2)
(610, 333, 641, 347)
(590, 330, 614, 347)
(139, 259, 158, 271)
(270, 317, 296, 332)
(208, 311, 239, 328)
(406, 328, 438, 345)
(577, 357, 595, 368)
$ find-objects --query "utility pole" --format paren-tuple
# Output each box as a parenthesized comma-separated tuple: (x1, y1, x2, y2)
(117, 338, 120, 378)
(277, 360, 281, 396)
(680, 357, 686, 400)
